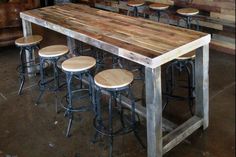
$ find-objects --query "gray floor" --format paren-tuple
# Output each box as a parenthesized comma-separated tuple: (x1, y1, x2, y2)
(0, 28, 235, 157)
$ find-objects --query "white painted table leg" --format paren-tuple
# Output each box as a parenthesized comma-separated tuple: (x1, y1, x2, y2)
(195, 44, 209, 129)
(145, 67, 163, 157)
(22, 19, 34, 77)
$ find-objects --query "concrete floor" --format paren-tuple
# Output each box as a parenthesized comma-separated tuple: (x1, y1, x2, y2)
(0, 28, 235, 157)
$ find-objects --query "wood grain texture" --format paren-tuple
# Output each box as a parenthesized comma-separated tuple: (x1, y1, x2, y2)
(94, 69, 134, 89)
(62, 56, 96, 72)
(177, 8, 199, 16)
(67, 36, 78, 54)
(127, 0, 145, 7)
(149, 3, 169, 10)
(15, 35, 43, 46)
(177, 50, 195, 59)
(145, 66, 162, 157)
(195, 45, 209, 129)
(39, 45, 69, 57)
(163, 116, 203, 154)
(20, 3, 210, 68)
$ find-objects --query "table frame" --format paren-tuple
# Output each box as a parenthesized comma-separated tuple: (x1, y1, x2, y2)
(20, 5, 210, 157)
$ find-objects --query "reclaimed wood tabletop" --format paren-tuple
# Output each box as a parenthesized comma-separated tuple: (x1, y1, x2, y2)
(20, 3, 210, 68)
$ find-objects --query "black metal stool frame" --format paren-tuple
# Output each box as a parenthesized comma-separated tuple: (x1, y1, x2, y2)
(128, 6, 144, 17)
(61, 69, 95, 137)
(93, 84, 145, 157)
(17, 44, 40, 95)
(152, 9, 170, 23)
(177, 15, 200, 31)
(35, 54, 67, 112)
(163, 58, 195, 115)
(89, 48, 124, 73)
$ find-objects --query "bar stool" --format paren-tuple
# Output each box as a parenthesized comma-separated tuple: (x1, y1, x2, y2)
(164, 51, 195, 115)
(61, 56, 96, 137)
(36, 45, 69, 113)
(127, 0, 145, 17)
(149, 3, 170, 22)
(15, 35, 43, 95)
(177, 7, 200, 30)
(93, 69, 145, 157)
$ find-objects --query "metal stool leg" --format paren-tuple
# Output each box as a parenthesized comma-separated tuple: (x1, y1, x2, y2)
(196, 19, 199, 31)
(66, 112, 73, 137)
(192, 19, 200, 31)
(118, 93, 125, 128)
(18, 47, 25, 95)
(162, 11, 170, 24)
(35, 57, 46, 105)
(163, 63, 172, 111)
(88, 73, 96, 113)
(187, 60, 196, 115)
(184, 63, 194, 115)
(128, 87, 146, 149)
(65, 72, 73, 137)
(186, 17, 192, 29)
(134, 6, 138, 17)
(92, 88, 102, 144)
(18, 74, 25, 95)
(52, 60, 60, 113)
(163, 62, 176, 111)
(190, 60, 195, 96)
(108, 92, 113, 157)
(157, 10, 161, 22)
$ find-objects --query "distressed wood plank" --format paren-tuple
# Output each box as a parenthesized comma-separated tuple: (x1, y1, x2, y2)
(173, 0, 221, 12)
(195, 45, 209, 129)
(118, 94, 177, 132)
(22, 19, 32, 37)
(163, 116, 203, 154)
(145, 67, 162, 157)
(20, 3, 210, 68)
(67, 36, 78, 54)
(210, 39, 235, 55)
(22, 19, 35, 77)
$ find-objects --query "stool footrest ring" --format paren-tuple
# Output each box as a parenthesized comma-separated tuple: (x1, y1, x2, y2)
(61, 88, 93, 112)
(93, 115, 134, 137)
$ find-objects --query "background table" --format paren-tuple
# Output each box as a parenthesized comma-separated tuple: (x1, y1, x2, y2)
(20, 3, 211, 157)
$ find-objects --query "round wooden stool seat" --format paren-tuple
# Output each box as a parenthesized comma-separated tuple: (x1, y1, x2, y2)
(94, 69, 134, 89)
(149, 3, 169, 10)
(128, 0, 144, 7)
(177, 8, 199, 16)
(178, 51, 195, 60)
(62, 56, 96, 72)
(39, 45, 69, 58)
(15, 35, 43, 46)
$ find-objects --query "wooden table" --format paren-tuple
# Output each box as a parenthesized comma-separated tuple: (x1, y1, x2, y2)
(20, 3, 210, 157)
